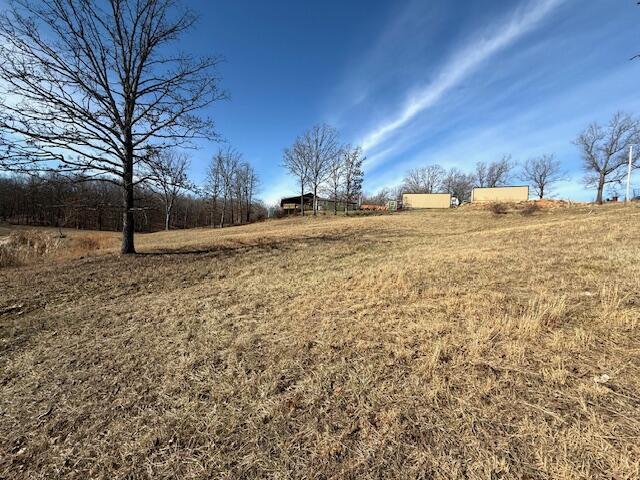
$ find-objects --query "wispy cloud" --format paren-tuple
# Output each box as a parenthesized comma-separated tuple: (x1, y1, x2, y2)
(363, 62, 640, 201)
(359, 0, 565, 159)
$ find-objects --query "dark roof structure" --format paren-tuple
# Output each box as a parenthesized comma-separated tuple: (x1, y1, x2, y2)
(280, 193, 315, 207)
(280, 193, 358, 209)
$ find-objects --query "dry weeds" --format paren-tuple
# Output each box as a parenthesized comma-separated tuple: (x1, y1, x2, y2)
(0, 228, 119, 268)
(0, 231, 64, 268)
(1, 204, 639, 479)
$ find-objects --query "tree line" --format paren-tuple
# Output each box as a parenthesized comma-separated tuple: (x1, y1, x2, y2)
(364, 111, 640, 205)
(0, 168, 267, 232)
(282, 124, 365, 215)
(204, 148, 260, 227)
(365, 155, 559, 205)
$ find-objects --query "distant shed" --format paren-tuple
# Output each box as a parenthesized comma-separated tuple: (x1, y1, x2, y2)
(280, 193, 358, 214)
(471, 186, 529, 203)
(402, 193, 451, 209)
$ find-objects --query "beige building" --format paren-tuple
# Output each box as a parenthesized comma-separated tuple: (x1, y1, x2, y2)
(471, 186, 529, 203)
(402, 193, 451, 209)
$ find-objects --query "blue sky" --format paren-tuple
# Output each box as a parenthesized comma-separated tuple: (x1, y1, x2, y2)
(185, 0, 640, 203)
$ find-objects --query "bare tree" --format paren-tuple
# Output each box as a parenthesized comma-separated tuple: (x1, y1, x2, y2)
(205, 154, 223, 226)
(299, 124, 340, 215)
(362, 187, 393, 206)
(442, 168, 474, 204)
(575, 112, 640, 204)
(0, 0, 224, 253)
(204, 150, 259, 226)
(402, 165, 444, 193)
(474, 156, 514, 188)
(146, 150, 192, 230)
(237, 162, 259, 223)
(325, 150, 344, 215)
(342, 145, 364, 214)
(402, 168, 424, 193)
(282, 139, 310, 216)
(216, 147, 241, 228)
(519, 154, 564, 199)
(474, 162, 488, 188)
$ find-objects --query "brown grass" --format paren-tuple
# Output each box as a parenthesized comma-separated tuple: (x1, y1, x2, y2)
(0, 230, 64, 268)
(463, 199, 577, 213)
(488, 202, 509, 215)
(520, 202, 541, 216)
(1, 204, 639, 479)
(0, 228, 119, 268)
(66, 232, 119, 257)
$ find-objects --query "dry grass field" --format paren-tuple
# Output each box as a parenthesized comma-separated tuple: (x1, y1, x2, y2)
(1, 204, 639, 479)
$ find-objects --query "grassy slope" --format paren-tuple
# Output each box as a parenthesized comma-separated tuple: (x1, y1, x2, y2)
(1, 206, 639, 479)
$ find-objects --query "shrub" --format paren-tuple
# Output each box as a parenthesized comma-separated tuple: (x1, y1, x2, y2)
(0, 230, 63, 268)
(6, 230, 63, 255)
(0, 243, 22, 268)
(73, 236, 100, 252)
(520, 202, 541, 216)
(489, 203, 509, 215)
(67, 233, 118, 256)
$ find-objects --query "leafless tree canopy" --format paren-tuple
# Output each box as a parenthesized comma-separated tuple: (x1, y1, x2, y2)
(371, 159, 510, 206)
(0, 0, 224, 253)
(362, 185, 403, 206)
(519, 154, 564, 199)
(236, 161, 259, 224)
(474, 156, 514, 188)
(300, 124, 340, 215)
(283, 127, 364, 216)
(574, 112, 640, 204)
(341, 145, 364, 214)
(212, 148, 239, 228)
(365, 166, 471, 206)
(320, 144, 365, 215)
(282, 139, 310, 215)
(206, 148, 259, 227)
(324, 150, 345, 215)
(146, 150, 192, 230)
(0, 172, 260, 231)
(402, 165, 445, 193)
(442, 168, 474, 203)
(283, 124, 341, 215)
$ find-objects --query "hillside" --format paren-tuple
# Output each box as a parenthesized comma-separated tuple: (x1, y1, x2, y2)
(1, 205, 639, 479)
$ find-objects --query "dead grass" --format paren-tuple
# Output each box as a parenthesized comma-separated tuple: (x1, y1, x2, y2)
(0, 230, 64, 268)
(463, 198, 578, 213)
(65, 232, 119, 257)
(488, 202, 509, 215)
(0, 228, 119, 268)
(520, 202, 541, 216)
(1, 204, 639, 479)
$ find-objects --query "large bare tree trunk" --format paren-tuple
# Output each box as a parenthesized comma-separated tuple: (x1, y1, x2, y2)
(164, 202, 172, 231)
(313, 185, 318, 216)
(121, 180, 135, 254)
(300, 181, 305, 216)
(596, 175, 605, 205)
(121, 137, 135, 254)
